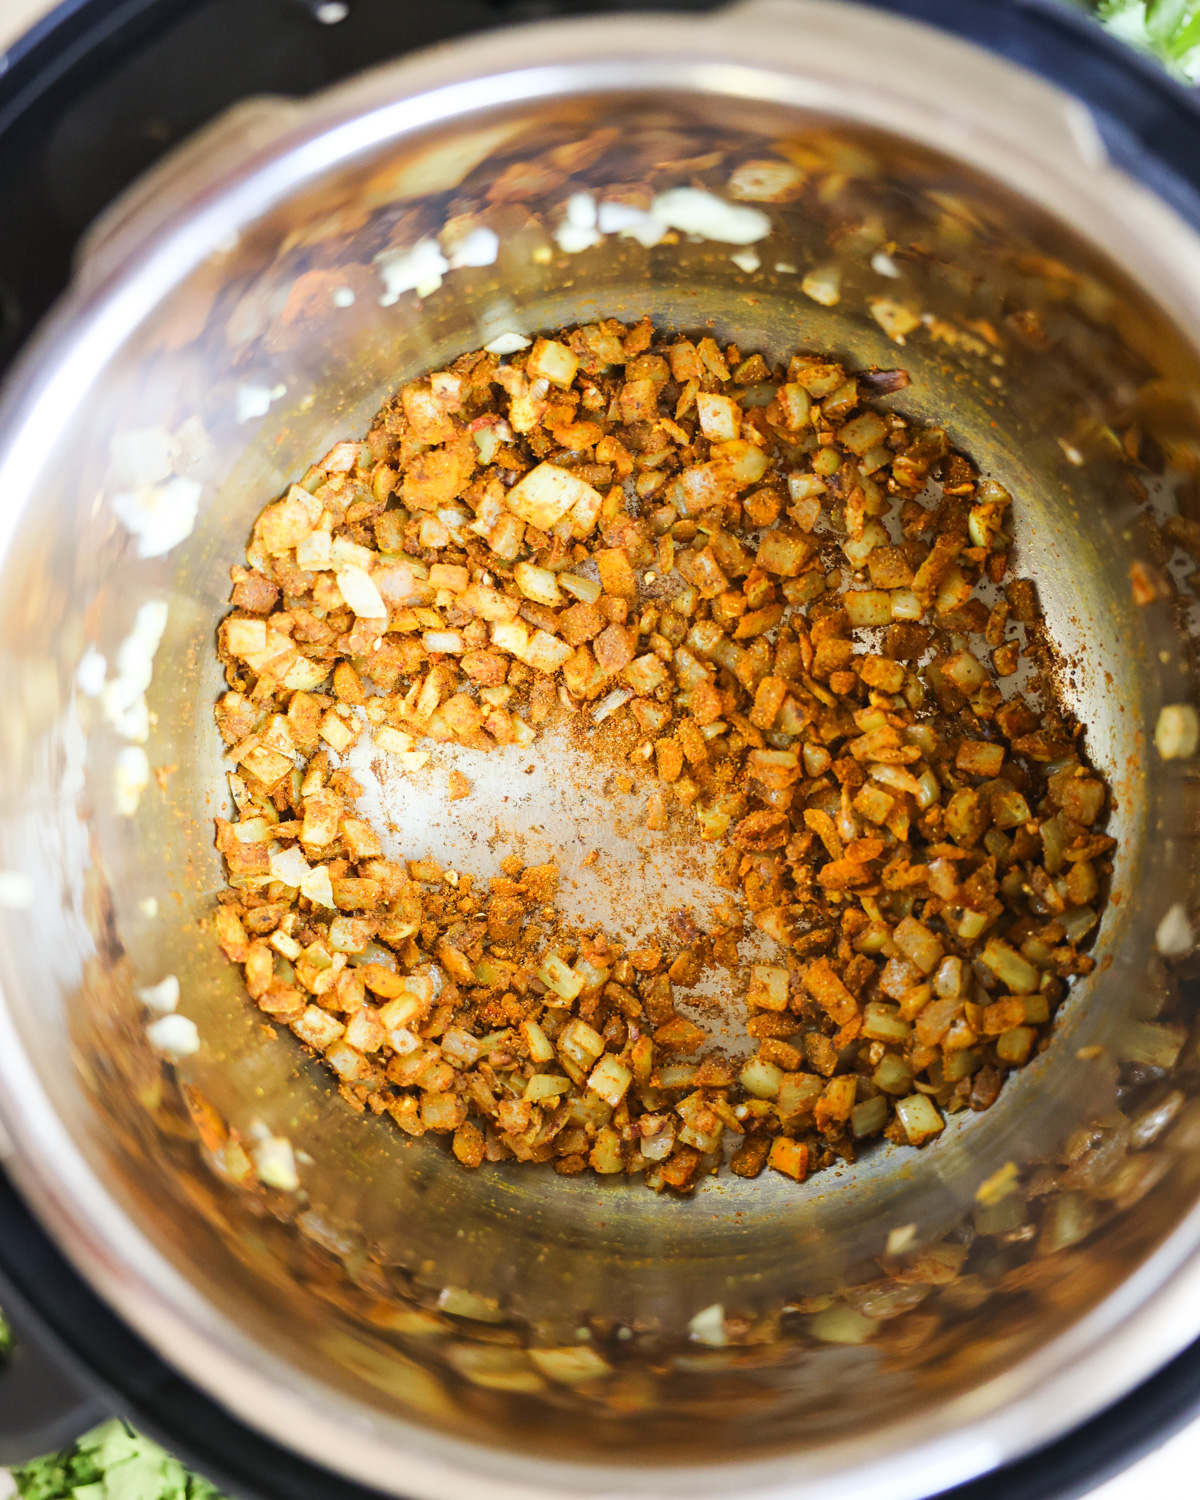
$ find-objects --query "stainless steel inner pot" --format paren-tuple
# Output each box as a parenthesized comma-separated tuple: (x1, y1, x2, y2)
(3, 3, 1200, 1498)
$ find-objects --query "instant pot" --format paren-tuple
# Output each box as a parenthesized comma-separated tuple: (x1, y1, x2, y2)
(4, 2, 1200, 1498)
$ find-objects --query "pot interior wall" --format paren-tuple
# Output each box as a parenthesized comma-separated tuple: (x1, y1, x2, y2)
(2, 86, 1200, 1472)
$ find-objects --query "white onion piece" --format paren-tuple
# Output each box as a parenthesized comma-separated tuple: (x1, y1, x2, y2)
(688, 1304, 728, 1346)
(592, 688, 632, 723)
(1156, 703, 1199, 760)
(336, 565, 387, 619)
(301, 865, 336, 908)
(1157, 903, 1194, 956)
(651, 187, 769, 245)
(147, 1014, 200, 1061)
(138, 975, 180, 1014)
(251, 1126, 299, 1192)
(270, 846, 311, 887)
(422, 630, 464, 654)
(484, 331, 531, 355)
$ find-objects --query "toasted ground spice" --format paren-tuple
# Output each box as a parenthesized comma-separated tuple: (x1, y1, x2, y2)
(212, 319, 1113, 1192)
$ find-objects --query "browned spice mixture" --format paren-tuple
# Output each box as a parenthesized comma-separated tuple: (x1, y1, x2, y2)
(211, 318, 1114, 1192)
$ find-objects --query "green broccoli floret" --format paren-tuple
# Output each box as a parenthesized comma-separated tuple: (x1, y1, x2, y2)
(1092, 0, 1200, 82)
(11, 1422, 226, 1500)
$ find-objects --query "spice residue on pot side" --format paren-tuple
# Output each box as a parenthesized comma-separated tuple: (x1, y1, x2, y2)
(209, 317, 1113, 1192)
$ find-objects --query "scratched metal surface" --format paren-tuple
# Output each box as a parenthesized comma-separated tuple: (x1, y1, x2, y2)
(0, 43, 1198, 1488)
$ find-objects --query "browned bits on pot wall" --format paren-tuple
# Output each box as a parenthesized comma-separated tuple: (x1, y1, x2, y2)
(211, 319, 1113, 1194)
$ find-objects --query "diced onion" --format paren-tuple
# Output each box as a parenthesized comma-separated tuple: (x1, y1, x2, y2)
(422, 630, 465, 654)
(270, 846, 311, 887)
(1156, 703, 1199, 760)
(336, 565, 387, 619)
(147, 1013, 201, 1062)
(137, 974, 180, 1014)
(559, 572, 601, 604)
(1156, 903, 1194, 956)
(593, 688, 633, 723)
